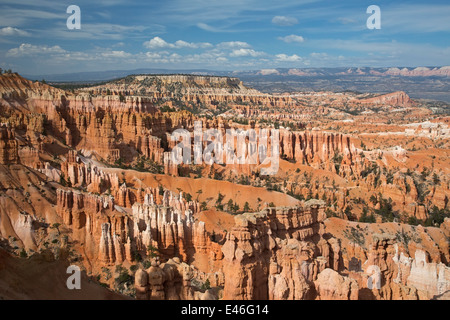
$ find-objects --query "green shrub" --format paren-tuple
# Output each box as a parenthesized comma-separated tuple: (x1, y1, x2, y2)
(19, 248, 28, 258)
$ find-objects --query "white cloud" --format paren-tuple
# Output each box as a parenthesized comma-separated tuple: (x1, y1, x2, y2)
(144, 51, 183, 63)
(101, 51, 131, 58)
(174, 40, 212, 49)
(310, 52, 328, 58)
(0, 27, 30, 36)
(217, 41, 251, 49)
(6, 43, 66, 57)
(196, 22, 222, 32)
(272, 16, 298, 26)
(278, 34, 304, 43)
(143, 37, 212, 49)
(55, 52, 96, 62)
(216, 57, 228, 62)
(143, 37, 172, 49)
(170, 53, 181, 59)
(182, 50, 228, 64)
(275, 54, 302, 62)
(0, 8, 63, 26)
(175, 40, 195, 48)
(145, 52, 162, 59)
(5, 43, 141, 64)
(230, 48, 264, 57)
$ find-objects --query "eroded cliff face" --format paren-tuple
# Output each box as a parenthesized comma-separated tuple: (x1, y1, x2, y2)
(221, 203, 328, 299)
(217, 209, 450, 300)
(54, 185, 225, 299)
(0, 73, 194, 165)
(322, 218, 450, 300)
(0, 126, 18, 164)
(83, 74, 295, 109)
(56, 187, 207, 264)
(359, 91, 414, 108)
(279, 129, 364, 176)
(0, 72, 449, 300)
(134, 257, 222, 300)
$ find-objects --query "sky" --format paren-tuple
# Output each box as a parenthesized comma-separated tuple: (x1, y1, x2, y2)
(1, 0, 450, 75)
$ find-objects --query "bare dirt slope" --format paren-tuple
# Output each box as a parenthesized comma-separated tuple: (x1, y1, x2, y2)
(0, 248, 127, 300)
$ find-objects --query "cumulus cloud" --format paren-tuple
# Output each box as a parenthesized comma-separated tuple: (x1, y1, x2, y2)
(145, 52, 162, 59)
(170, 53, 181, 59)
(0, 27, 30, 36)
(144, 51, 183, 63)
(143, 37, 172, 49)
(230, 48, 264, 57)
(6, 43, 65, 57)
(143, 37, 212, 49)
(272, 16, 298, 26)
(217, 41, 252, 49)
(216, 57, 228, 62)
(278, 34, 305, 43)
(174, 40, 212, 49)
(5, 43, 142, 64)
(101, 51, 132, 58)
(275, 54, 302, 62)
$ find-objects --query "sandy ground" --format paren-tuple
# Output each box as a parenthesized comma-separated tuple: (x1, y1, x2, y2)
(196, 209, 236, 234)
(102, 167, 300, 209)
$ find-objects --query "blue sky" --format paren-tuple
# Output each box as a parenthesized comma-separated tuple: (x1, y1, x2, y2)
(1, 0, 450, 75)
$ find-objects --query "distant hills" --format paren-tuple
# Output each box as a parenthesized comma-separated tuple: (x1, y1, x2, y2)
(237, 66, 450, 77)
(23, 68, 219, 83)
(24, 66, 450, 102)
(24, 66, 450, 82)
